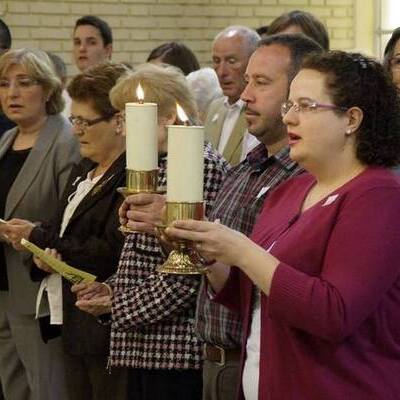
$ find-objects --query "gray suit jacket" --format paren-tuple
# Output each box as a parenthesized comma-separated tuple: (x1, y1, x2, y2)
(204, 97, 247, 166)
(0, 114, 80, 314)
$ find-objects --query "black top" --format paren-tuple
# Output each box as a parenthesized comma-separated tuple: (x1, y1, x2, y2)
(0, 147, 31, 290)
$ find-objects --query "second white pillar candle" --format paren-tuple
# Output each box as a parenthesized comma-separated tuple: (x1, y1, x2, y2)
(166, 125, 204, 203)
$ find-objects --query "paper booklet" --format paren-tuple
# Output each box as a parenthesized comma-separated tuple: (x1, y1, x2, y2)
(21, 238, 97, 284)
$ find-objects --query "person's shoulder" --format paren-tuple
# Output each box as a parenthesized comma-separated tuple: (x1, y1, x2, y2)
(50, 114, 78, 147)
(0, 125, 17, 143)
(49, 114, 72, 136)
(208, 97, 225, 111)
(204, 97, 225, 124)
(343, 167, 400, 202)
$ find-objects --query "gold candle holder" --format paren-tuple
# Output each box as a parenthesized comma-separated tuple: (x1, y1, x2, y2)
(157, 202, 208, 275)
(117, 169, 159, 234)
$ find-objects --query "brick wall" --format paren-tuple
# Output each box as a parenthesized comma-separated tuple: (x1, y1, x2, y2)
(1, 0, 356, 76)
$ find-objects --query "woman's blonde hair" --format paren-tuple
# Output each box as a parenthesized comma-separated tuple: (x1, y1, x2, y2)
(0, 48, 64, 114)
(110, 63, 198, 123)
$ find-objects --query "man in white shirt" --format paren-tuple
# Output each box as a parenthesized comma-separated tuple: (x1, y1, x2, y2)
(204, 26, 260, 166)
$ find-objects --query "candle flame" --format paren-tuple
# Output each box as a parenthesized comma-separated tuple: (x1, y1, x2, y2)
(136, 83, 144, 102)
(176, 103, 189, 123)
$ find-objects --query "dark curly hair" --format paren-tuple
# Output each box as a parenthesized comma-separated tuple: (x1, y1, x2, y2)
(302, 51, 400, 167)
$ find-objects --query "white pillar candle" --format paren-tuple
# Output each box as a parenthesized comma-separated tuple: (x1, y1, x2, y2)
(166, 125, 204, 202)
(125, 102, 158, 171)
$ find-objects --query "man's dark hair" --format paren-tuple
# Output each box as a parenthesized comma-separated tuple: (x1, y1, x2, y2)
(302, 51, 400, 167)
(256, 25, 269, 37)
(268, 10, 329, 51)
(383, 27, 400, 79)
(74, 15, 112, 46)
(0, 18, 11, 51)
(147, 42, 200, 76)
(259, 33, 324, 82)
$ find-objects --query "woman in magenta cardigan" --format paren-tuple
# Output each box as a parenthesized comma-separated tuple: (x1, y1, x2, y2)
(167, 51, 400, 400)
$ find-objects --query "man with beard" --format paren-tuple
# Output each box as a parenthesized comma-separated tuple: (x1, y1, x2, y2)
(204, 26, 260, 166)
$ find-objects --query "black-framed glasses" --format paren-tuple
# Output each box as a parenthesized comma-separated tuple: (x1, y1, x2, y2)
(281, 99, 347, 117)
(68, 114, 115, 130)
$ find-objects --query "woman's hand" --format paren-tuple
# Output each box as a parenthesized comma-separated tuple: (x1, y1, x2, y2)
(0, 220, 10, 243)
(119, 193, 166, 234)
(33, 248, 60, 273)
(72, 282, 113, 316)
(75, 296, 112, 316)
(71, 281, 111, 301)
(167, 219, 280, 296)
(3, 218, 35, 251)
(166, 219, 251, 267)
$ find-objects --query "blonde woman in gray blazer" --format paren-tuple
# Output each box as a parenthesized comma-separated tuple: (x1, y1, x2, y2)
(0, 49, 80, 400)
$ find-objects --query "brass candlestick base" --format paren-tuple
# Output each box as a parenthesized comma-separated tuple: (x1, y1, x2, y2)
(157, 202, 208, 275)
(117, 169, 159, 234)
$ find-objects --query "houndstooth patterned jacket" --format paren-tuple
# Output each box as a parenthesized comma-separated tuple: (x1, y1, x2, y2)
(108, 143, 229, 370)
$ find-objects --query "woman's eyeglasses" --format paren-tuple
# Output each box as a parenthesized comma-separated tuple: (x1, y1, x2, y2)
(0, 77, 39, 90)
(68, 114, 114, 130)
(281, 99, 347, 117)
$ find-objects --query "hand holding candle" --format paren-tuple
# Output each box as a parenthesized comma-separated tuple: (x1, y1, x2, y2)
(158, 104, 207, 274)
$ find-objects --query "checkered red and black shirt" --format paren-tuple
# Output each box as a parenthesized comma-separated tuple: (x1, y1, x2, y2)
(195, 144, 302, 349)
(108, 143, 228, 370)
